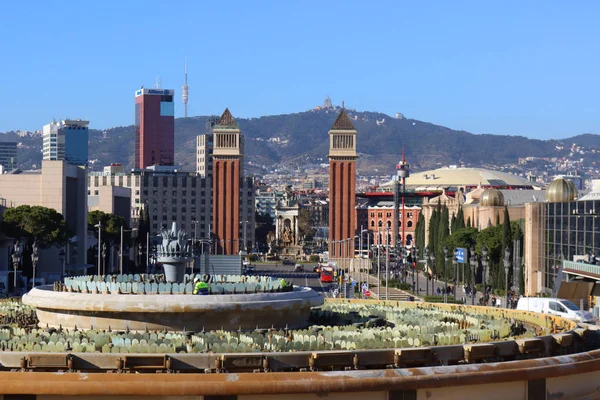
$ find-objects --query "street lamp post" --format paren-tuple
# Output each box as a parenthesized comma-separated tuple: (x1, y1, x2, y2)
(94, 222, 102, 276)
(120, 226, 138, 275)
(443, 245, 449, 303)
(377, 242, 381, 300)
(482, 245, 488, 305)
(504, 246, 512, 308)
(411, 247, 417, 294)
(11, 241, 22, 294)
(31, 241, 39, 289)
(469, 246, 477, 305)
(101, 243, 107, 276)
(429, 249, 435, 296)
(138, 243, 143, 272)
(424, 247, 429, 296)
(452, 255, 458, 300)
(59, 246, 66, 278)
(385, 227, 390, 300)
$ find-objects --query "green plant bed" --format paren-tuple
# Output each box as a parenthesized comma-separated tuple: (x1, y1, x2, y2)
(423, 295, 464, 304)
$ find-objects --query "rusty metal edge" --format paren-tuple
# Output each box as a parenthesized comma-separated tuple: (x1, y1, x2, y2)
(0, 350, 597, 396)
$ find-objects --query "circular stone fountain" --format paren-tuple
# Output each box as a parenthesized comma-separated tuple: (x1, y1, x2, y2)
(23, 274, 324, 331)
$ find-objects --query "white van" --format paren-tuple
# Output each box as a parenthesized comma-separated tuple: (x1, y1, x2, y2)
(516, 297, 594, 323)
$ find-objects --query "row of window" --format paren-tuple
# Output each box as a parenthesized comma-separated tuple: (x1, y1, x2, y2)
(368, 220, 414, 228)
(370, 211, 415, 218)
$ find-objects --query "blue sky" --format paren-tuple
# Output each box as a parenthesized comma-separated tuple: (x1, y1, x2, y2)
(1, 0, 598, 139)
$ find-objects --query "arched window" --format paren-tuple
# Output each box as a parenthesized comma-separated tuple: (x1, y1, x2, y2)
(407, 221, 413, 228)
(378, 221, 383, 227)
(387, 221, 392, 228)
(371, 220, 375, 227)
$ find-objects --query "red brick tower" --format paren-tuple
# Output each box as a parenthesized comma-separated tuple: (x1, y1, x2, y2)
(328, 110, 358, 262)
(212, 108, 242, 255)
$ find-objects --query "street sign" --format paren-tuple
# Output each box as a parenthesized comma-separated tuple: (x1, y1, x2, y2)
(365, 290, 371, 298)
(456, 248, 466, 263)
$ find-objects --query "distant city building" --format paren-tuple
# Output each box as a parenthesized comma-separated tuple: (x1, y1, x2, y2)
(134, 88, 175, 169)
(88, 166, 211, 238)
(323, 95, 332, 109)
(212, 109, 244, 255)
(328, 109, 358, 259)
(525, 178, 599, 296)
(0, 142, 17, 170)
(255, 189, 277, 219)
(42, 119, 89, 166)
(395, 112, 404, 119)
(554, 173, 584, 191)
(196, 133, 213, 178)
(0, 160, 88, 277)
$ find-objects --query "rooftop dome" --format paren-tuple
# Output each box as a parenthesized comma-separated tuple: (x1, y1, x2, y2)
(546, 178, 578, 202)
(480, 188, 504, 207)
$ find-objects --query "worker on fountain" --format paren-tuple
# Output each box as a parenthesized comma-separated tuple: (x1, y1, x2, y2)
(193, 275, 209, 295)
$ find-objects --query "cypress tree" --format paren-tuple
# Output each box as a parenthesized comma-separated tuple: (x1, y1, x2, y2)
(501, 206, 513, 290)
(456, 206, 465, 230)
(466, 216, 471, 228)
(437, 205, 450, 278)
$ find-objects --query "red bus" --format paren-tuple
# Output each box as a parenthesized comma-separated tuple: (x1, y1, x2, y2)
(320, 265, 334, 283)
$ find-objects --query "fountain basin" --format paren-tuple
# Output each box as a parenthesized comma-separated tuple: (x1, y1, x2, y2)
(23, 285, 323, 331)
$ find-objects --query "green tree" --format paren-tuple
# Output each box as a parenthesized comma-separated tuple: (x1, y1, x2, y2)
(436, 205, 450, 277)
(298, 207, 316, 240)
(513, 220, 525, 294)
(87, 210, 126, 244)
(2, 205, 73, 281)
(445, 227, 478, 251)
(455, 206, 465, 231)
(415, 212, 425, 252)
(466, 216, 472, 228)
(2, 205, 71, 247)
(475, 224, 504, 290)
(255, 212, 275, 251)
(501, 206, 513, 290)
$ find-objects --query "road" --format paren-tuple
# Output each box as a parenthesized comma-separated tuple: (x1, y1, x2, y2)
(250, 263, 482, 304)
(251, 263, 332, 297)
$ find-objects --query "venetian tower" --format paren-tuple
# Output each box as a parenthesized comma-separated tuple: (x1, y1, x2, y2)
(328, 109, 358, 262)
(212, 108, 242, 255)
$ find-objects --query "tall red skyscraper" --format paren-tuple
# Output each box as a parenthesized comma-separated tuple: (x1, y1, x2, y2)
(328, 110, 358, 261)
(212, 108, 242, 255)
(134, 88, 175, 169)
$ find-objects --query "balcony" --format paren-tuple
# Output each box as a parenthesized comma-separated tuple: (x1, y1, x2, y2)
(563, 260, 600, 279)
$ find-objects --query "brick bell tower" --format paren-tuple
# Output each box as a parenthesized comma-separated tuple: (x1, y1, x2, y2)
(328, 109, 358, 264)
(212, 108, 242, 255)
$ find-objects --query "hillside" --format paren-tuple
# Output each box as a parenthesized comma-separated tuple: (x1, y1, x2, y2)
(2, 108, 599, 174)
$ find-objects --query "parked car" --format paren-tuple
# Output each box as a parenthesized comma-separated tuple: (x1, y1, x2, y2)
(294, 264, 304, 272)
(282, 259, 295, 266)
(312, 265, 321, 273)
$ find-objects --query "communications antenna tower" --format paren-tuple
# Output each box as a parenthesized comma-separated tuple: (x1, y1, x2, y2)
(182, 58, 189, 118)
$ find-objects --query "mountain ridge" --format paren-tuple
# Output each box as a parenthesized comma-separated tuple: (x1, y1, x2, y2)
(2, 108, 599, 174)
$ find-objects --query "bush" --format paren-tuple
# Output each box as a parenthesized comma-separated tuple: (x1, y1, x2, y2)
(309, 255, 320, 263)
(493, 289, 506, 296)
(381, 279, 412, 291)
(423, 296, 464, 304)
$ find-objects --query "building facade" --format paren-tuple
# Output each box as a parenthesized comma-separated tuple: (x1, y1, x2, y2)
(43, 119, 89, 166)
(196, 133, 213, 178)
(328, 110, 357, 259)
(0, 142, 17, 171)
(0, 160, 88, 278)
(88, 166, 212, 239)
(134, 88, 175, 169)
(525, 178, 600, 296)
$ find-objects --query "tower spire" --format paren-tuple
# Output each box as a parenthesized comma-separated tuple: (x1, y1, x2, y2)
(182, 57, 189, 118)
